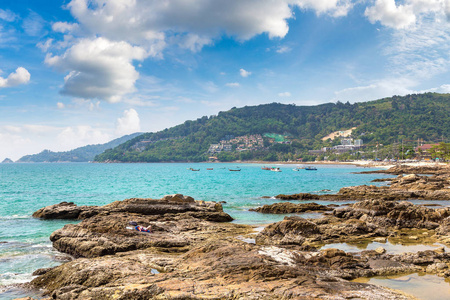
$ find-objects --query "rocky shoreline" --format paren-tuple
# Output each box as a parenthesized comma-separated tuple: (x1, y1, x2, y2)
(17, 164, 450, 299)
(275, 165, 450, 202)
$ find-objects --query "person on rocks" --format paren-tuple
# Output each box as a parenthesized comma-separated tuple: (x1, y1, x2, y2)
(135, 225, 152, 233)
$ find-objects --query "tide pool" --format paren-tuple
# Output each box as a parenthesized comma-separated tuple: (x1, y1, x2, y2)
(0, 162, 389, 298)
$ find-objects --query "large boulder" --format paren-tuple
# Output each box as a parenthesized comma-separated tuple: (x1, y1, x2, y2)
(256, 216, 320, 246)
(33, 194, 227, 220)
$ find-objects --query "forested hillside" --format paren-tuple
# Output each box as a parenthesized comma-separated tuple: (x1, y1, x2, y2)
(94, 93, 450, 162)
(17, 132, 141, 162)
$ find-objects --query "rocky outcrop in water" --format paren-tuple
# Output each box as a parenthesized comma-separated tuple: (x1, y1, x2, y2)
(275, 171, 450, 201)
(249, 202, 332, 214)
(32, 194, 227, 220)
(360, 164, 450, 175)
(28, 194, 422, 299)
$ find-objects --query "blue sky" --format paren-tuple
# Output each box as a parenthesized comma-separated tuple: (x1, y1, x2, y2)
(1, 0, 450, 160)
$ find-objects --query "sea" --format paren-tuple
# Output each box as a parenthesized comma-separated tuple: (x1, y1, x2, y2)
(0, 162, 399, 299)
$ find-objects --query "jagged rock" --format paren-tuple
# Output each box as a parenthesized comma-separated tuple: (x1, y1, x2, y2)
(256, 216, 320, 246)
(249, 202, 331, 214)
(32, 202, 87, 219)
(277, 164, 450, 201)
(333, 199, 450, 229)
(30, 239, 414, 300)
(275, 193, 320, 200)
(33, 194, 226, 220)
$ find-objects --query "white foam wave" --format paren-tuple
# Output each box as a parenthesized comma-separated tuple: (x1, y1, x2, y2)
(0, 272, 34, 285)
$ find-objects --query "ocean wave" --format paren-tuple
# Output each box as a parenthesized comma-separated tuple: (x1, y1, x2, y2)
(0, 272, 34, 285)
(0, 215, 31, 220)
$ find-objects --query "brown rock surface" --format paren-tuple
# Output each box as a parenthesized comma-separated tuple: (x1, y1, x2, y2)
(249, 202, 332, 214)
(28, 195, 425, 299)
(32, 195, 227, 220)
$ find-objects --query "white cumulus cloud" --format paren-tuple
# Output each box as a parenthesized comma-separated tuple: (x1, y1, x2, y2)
(45, 0, 357, 102)
(65, 0, 354, 47)
(226, 82, 240, 87)
(116, 108, 141, 136)
(0, 67, 31, 88)
(240, 68, 252, 77)
(365, 0, 416, 29)
(45, 37, 147, 102)
(365, 0, 450, 29)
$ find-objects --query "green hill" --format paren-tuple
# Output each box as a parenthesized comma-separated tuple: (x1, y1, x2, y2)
(17, 132, 142, 162)
(94, 93, 450, 162)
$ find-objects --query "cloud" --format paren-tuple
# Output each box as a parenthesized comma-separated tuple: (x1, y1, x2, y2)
(276, 46, 292, 53)
(334, 78, 416, 102)
(45, 37, 147, 102)
(0, 67, 31, 88)
(56, 102, 65, 109)
(0, 9, 17, 22)
(52, 22, 79, 34)
(240, 68, 252, 77)
(65, 0, 353, 48)
(37, 39, 53, 52)
(44, 0, 356, 102)
(365, 0, 450, 29)
(278, 92, 291, 97)
(115, 108, 141, 136)
(385, 12, 450, 80)
(199, 81, 219, 93)
(365, 0, 416, 29)
(57, 125, 111, 148)
(226, 82, 240, 87)
(177, 33, 212, 52)
(293, 0, 353, 17)
(123, 97, 158, 107)
(22, 11, 46, 36)
(0, 124, 113, 160)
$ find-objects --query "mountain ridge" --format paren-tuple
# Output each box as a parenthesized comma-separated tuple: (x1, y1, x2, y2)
(17, 132, 142, 163)
(95, 93, 450, 163)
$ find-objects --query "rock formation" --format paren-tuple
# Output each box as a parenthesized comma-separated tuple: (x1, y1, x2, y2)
(27, 194, 427, 299)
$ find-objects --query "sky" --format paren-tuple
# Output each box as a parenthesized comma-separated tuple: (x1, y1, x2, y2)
(1, 0, 450, 160)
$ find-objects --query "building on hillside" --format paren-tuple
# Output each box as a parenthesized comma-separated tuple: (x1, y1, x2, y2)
(341, 138, 353, 146)
(354, 139, 363, 147)
(207, 144, 232, 154)
(415, 143, 439, 160)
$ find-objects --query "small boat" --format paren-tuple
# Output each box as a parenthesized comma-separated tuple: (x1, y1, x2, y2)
(293, 166, 304, 171)
(305, 166, 317, 171)
(262, 166, 271, 170)
(206, 168, 213, 170)
(270, 167, 281, 172)
(189, 168, 200, 171)
(228, 168, 241, 171)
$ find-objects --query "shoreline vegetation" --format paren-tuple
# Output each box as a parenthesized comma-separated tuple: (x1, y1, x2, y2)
(20, 163, 450, 299)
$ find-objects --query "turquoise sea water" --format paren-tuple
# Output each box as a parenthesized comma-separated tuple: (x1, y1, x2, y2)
(0, 163, 391, 298)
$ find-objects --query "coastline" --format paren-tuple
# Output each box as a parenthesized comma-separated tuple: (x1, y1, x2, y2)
(4, 163, 450, 299)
